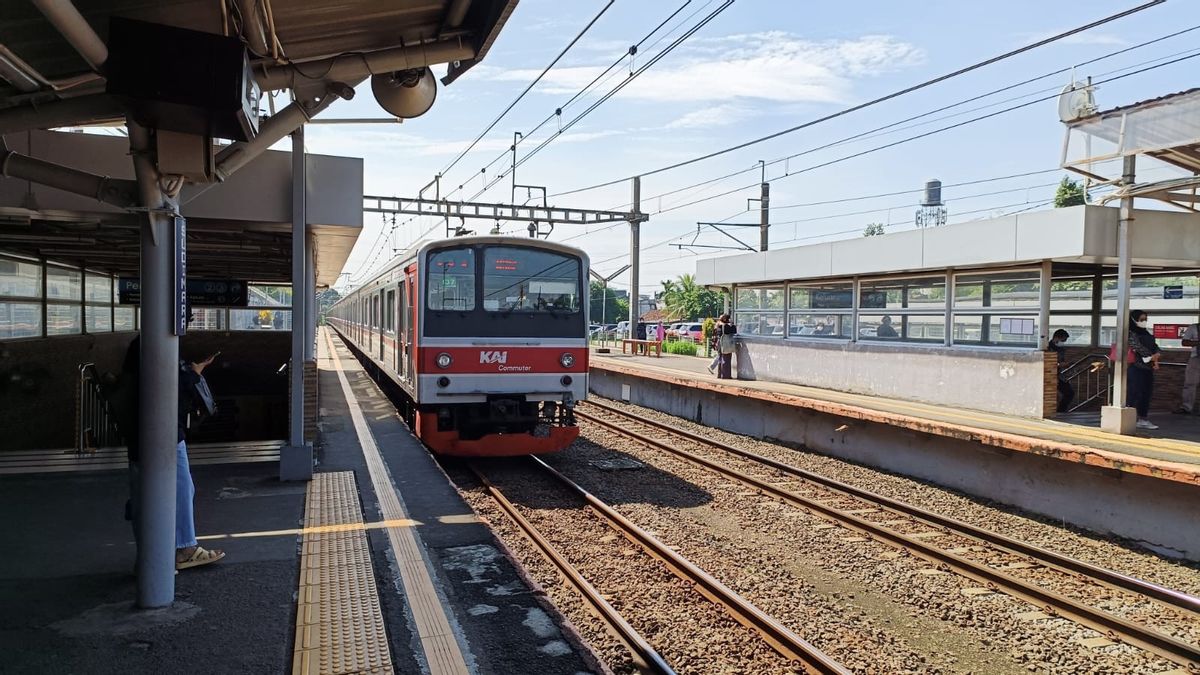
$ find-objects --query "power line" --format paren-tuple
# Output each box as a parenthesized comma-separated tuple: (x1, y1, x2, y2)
(549, 0, 1167, 199)
(436, 0, 616, 179)
(615, 23, 1200, 211)
(464, 0, 736, 203)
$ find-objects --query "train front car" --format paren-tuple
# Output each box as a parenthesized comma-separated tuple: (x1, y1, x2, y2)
(416, 237, 588, 456)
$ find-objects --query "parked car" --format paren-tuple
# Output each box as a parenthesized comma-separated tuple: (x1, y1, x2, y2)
(665, 322, 686, 339)
(677, 323, 704, 342)
(614, 320, 629, 338)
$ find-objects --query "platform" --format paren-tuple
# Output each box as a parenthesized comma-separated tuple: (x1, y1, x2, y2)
(0, 328, 599, 674)
(592, 349, 1200, 486)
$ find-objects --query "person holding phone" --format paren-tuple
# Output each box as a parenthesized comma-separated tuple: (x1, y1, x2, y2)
(174, 346, 224, 569)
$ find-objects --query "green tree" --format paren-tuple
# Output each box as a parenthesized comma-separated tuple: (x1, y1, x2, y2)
(589, 281, 626, 324)
(863, 222, 886, 237)
(659, 273, 724, 321)
(1054, 176, 1086, 208)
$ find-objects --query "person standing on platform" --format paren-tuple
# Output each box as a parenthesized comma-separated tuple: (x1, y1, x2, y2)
(1047, 329, 1074, 413)
(715, 313, 737, 379)
(1174, 321, 1200, 415)
(175, 347, 226, 569)
(1127, 310, 1161, 430)
(708, 315, 725, 374)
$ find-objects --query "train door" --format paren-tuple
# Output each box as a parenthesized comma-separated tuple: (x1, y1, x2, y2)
(385, 288, 397, 371)
(403, 272, 415, 387)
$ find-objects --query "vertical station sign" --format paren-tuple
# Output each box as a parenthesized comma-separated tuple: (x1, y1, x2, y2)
(174, 215, 188, 336)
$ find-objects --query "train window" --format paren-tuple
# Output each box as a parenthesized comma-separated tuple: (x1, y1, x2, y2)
(385, 290, 396, 332)
(483, 247, 580, 313)
(427, 247, 476, 311)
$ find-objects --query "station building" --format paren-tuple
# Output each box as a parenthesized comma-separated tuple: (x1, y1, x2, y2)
(696, 204, 1200, 419)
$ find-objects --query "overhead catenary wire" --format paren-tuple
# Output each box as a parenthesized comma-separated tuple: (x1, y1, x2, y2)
(436, 0, 616, 180)
(549, 0, 1168, 199)
(608, 22, 1200, 212)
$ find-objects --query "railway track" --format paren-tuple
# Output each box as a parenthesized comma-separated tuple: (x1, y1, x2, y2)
(468, 456, 852, 675)
(577, 399, 1200, 671)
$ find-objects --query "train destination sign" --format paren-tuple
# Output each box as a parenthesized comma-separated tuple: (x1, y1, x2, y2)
(118, 278, 249, 307)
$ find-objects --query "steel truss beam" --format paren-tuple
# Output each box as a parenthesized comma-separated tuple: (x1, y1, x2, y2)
(363, 195, 645, 227)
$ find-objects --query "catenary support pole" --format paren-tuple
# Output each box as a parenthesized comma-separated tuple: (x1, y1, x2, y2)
(1103, 155, 1136, 434)
(759, 181, 770, 252)
(128, 121, 178, 608)
(629, 176, 641, 335)
(281, 126, 312, 480)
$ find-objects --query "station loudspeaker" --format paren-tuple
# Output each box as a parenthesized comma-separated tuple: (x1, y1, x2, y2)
(372, 68, 437, 119)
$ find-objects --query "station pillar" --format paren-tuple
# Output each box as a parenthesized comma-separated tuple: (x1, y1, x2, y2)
(129, 121, 180, 608)
(281, 126, 313, 480)
(1101, 155, 1137, 434)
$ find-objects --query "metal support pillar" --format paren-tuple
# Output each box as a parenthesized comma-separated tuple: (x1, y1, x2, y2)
(629, 177, 641, 333)
(1038, 260, 1052, 349)
(304, 234, 316, 360)
(281, 127, 312, 480)
(759, 181, 770, 252)
(1102, 155, 1137, 434)
(128, 121, 178, 608)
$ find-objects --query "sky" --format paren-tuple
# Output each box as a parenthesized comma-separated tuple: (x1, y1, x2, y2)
(307, 0, 1200, 297)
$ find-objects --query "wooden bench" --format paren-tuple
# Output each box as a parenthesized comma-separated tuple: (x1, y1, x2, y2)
(621, 339, 662, 357)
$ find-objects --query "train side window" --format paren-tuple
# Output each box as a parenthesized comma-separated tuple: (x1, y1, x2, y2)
(427, 247, 476, 311)
(385, 290, 396, 332)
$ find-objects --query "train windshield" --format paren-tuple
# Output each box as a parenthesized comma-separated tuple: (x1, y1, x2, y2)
(426, 247, 476, 311)
(482, 247, 580, 313)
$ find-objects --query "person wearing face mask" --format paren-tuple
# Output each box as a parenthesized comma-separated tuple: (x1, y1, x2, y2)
(1127, 310, 1161, 430)
(1047, 329, 1073, 413)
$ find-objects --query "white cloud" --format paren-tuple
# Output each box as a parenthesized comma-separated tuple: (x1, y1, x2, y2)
(482, 32, 924, 104)
(664, 103, 750, 129)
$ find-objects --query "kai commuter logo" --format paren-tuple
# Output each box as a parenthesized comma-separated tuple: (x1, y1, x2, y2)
(479, 350, 508, 365)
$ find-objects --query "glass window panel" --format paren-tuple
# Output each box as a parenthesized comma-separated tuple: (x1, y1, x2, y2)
(189, 307, 226, 330)
(46, 266, 81, 301)
(230, 308, 291, 330)
(114, 306, 136, 331)
(859, 314, 944, 342)
(1050, 279, 1093, 312)
(85, 274, 112, 302)
(857, 314, 900, 340)
(85, 306, 112, 332)
(905, 278, 947, 309)
(1101, 276, 1199, 311)
(482, 247, 580, 313)
(789, 282, 852, 310)
(952, 315, 984, 343)
(734, 312, 785, 337)
(0, 258, 42, 298)
(1139, 314, 1197, 350)
(0, 301, 41, 338)
(46, 303, 81, 335)
(736, 287, 785, 311)
(763, 287, 785, 310)
(859, 280, 906, 310)
(954, 272, 1040, 309)
(1048, 315, 1092, 346)
(427, 247, 476, 311)
(904, 314, 946, 342)
(787, 313, 851, 338)
(247, 284, 292, 307)
(735, 288, 760, 310)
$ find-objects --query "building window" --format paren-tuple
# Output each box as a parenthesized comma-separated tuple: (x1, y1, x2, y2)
(951, 270, 1040, 347)
(859, 276, 945, 342)
(84, 272, 113, 333)
(735, 286, 785, 337)
(46, 264, 82, 336)
(788, 282, 852, 339)
(0, 255, 42, 338)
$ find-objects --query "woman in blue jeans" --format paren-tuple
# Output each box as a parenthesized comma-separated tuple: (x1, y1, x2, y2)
(1127, 310, 1161, 430)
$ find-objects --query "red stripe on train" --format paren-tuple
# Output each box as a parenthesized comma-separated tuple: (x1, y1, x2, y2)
(420, 347, 588, 374)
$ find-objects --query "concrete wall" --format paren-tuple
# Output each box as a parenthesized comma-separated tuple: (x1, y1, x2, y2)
(734, 336, 1049, 417)
(591, 369, 1200, 560)
(0, 332, 290, 451)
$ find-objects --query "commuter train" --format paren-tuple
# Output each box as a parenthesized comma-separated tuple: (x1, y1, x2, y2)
(327, 237, 588, 456)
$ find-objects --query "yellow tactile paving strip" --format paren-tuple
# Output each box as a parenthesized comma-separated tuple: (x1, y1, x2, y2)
(293, 471, 393, 675)
(323, 328, 473, 675)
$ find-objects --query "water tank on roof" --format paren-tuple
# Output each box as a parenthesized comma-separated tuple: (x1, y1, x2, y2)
(921, 179, 943, 207)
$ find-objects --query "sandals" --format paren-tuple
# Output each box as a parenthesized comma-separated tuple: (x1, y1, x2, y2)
(176, 546, 225, 570)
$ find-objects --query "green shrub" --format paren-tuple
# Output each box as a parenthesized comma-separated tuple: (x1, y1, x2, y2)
(663, 340, 697, 356)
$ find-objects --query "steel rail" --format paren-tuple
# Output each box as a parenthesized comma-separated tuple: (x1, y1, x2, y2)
(577, 405, 1200, 669)
(521, 456, 851, 675)
(583, 399, 1200, 617)
(466, 463, 676, 675)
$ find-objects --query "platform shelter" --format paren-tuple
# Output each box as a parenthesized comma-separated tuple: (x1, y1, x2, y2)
(695, 204, 1200, 420)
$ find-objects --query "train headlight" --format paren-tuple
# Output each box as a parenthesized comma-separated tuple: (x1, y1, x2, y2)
(559, 352, 575, 368)
(436, 352, 452, 369)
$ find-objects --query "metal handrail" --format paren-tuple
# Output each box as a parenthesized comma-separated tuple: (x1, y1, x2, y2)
(76, 363, 120, 453)
(1059, 352, 1113, 412)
